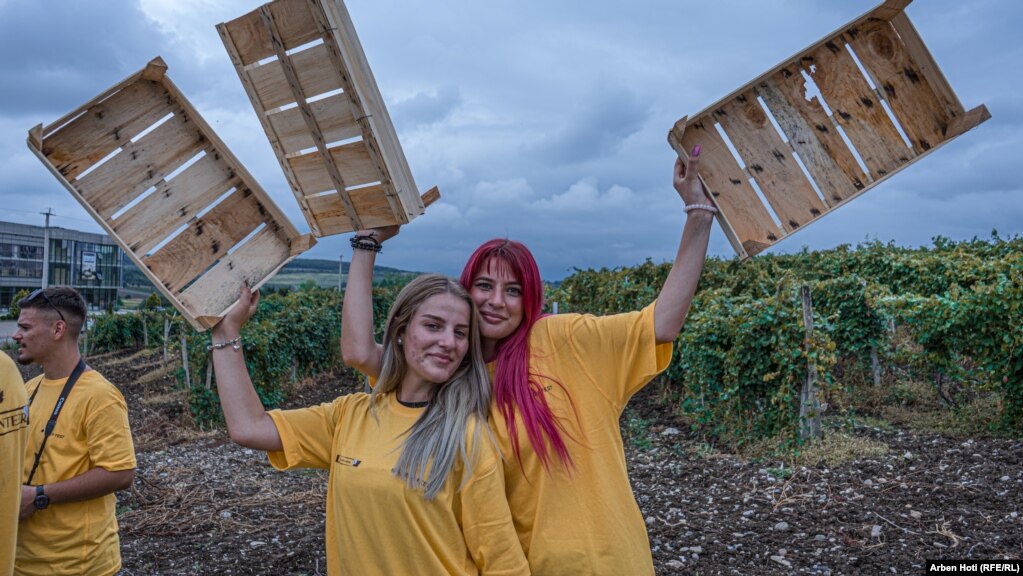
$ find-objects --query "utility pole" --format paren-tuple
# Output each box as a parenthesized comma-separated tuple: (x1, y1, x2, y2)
(338, 253, 344, 292)
(41, 208, 54, 289)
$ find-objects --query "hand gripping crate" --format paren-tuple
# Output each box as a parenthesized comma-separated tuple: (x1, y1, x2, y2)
(27, 57, 317, 331)
(668, 0, 990, 259)
(218, 0, 439, 237)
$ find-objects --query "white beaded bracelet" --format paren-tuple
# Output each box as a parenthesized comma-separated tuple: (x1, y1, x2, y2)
(684, 203, 718, 214)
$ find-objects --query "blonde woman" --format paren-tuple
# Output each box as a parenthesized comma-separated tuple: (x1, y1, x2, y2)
(210, 275, 528, 575)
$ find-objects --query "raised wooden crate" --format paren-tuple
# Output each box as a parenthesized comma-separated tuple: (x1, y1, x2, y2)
(218, 0, 437, 237)
(668, 0, 990, 259)
(27, 57, 316, 331)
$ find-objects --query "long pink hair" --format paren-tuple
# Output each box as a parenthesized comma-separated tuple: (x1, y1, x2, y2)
(460, 239, 573, 471)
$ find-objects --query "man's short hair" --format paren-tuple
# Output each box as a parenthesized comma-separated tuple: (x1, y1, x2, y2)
(18, 287, 88, 336)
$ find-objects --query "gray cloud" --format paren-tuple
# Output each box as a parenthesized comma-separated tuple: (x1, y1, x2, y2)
(0, 1, 166, 115)
(390, 86, 464, 131)
(522, 83, 651, 166)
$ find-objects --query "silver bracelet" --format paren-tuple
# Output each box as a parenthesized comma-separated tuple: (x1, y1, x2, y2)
(207, 336, 242, 351)
(684, 203, 718, 214)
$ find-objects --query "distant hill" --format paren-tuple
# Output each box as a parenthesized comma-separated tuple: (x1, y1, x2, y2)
(120, 257, 419, 297)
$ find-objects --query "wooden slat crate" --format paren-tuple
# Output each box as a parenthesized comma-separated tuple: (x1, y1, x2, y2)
(218, 0, 437, 237)
(27, 57, 317, 332)
(668, 0, 990, 259)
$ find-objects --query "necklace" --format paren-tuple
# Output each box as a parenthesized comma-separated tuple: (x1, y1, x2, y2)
(396, 397, 429, 408)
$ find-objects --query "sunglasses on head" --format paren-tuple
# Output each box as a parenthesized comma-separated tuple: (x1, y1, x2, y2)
(25, 288, 66, 323)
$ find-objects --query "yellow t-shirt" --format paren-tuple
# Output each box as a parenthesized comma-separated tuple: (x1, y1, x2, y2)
(267, 393, 528, 576)
(1, 353, 28, 576)
(493, 302, 672, 576)
(17, 369, 136, 576)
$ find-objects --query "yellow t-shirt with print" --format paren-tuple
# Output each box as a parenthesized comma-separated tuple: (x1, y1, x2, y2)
(267, 392, 528, 576)
(17, 369, 136, 576)
(1, 353, 28, 576)
(492, 302, 672, 576)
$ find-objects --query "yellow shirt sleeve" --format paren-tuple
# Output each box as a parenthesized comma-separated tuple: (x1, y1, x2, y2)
(266, 398, 345, 470)
(541, 301, 672, 407)
(459, 437, 530, 576)
(83, 395, 136, 472)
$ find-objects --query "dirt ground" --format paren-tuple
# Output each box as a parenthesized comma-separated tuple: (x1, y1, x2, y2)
(10, 348, 1022, 575)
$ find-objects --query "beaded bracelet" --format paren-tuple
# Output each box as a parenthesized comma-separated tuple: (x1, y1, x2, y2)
(207, 336, 242, 352)
(350, 234, 383, 253)
(684, 203, 719, 214)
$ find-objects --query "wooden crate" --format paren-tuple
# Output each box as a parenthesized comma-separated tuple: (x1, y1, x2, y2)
(668, 0, 990, 259)
(27, 57, 316, 332)
(218, 0, 437, 237)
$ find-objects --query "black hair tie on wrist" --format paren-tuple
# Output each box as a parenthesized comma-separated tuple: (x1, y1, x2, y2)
(350, 234, 383, 253)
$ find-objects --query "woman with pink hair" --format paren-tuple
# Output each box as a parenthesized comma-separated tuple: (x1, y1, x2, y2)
(343, 150, 713, 575)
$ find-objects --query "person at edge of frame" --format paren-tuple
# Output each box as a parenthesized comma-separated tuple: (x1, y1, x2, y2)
(341, 148, 713, 575)
(1, 349, 29, 576)
(12, 287, 136, 576)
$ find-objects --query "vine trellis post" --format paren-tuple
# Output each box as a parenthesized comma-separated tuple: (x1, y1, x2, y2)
(800, 286, 822, 441)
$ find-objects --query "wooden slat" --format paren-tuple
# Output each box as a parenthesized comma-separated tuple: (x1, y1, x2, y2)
(713, 90, 827, 231)
(420, 186, 440, 207)
(672, 118, 781, 257)
(217, 19, 319, 236)
(142, 188, 268, 293)
(178, 225, 293, 321)
(888, 12, 964, 116)
(800, 38, 913, 178)
(42, 80, 175, 181)
(871, 0, 912, 21)
(261, 3, 362, 230)
(946, 105, 991, 139)
(306, 186, 389, 234)
(288, 140, 379, 195)
(268, 92, 359, 154)
(76, 112, 204, 219)
(312, 184, 442, 236)
(318, 0, 420, 221)
(757, 76, 864, 205)
(846, 20, 950, 151)
(247, 43, 342, 110)
(113, 150, 240, 255)
(303, 2, 402, 225)
(221, 0, 320, 66)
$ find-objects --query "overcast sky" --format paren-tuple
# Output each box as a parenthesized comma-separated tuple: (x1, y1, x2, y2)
(1, 0, 1018, 280)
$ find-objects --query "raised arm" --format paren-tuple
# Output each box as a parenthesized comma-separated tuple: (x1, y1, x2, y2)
(654, 147, 714, 343)
(210, 286, 283, 451)
(339, 226, 398, 378)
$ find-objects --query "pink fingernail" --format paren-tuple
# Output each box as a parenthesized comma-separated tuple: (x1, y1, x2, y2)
(692, 144, 701, 157)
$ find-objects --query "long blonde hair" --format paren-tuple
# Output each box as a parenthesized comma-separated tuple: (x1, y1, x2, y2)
(372, 274, 492, 499)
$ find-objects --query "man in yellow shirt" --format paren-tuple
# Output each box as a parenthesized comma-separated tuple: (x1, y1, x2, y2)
(11, 288, 136, 576)
(1, 351, 28, 576)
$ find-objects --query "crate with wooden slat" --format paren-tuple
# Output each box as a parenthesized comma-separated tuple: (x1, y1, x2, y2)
(218, 0, 439, 237)
(668, 0, 990, 260)
(27, 57, 317, 332)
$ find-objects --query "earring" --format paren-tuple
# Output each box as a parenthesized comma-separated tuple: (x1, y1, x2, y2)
(397, 337, 403, 345)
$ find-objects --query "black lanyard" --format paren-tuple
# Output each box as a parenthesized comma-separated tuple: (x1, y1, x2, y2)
(26, 358, 87, 485)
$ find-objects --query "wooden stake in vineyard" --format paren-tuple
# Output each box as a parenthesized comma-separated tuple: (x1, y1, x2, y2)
(180, 330, 192, 389)
(800, 285, 822, 440)
(163, 318, 171, 367)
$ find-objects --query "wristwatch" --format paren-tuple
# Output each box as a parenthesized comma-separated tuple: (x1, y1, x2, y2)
(33, 485, 49, 510)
